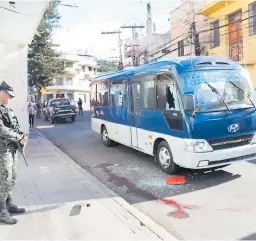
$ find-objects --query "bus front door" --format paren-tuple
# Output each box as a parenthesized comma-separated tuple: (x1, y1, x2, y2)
(129, 82, 141, 148)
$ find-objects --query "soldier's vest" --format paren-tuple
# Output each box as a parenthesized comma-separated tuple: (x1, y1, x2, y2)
(0, 105, 19, 150)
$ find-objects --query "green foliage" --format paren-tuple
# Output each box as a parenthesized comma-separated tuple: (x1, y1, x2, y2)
(28, 0, 65, 91)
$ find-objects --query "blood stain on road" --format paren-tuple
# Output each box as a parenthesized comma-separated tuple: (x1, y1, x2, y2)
(86, 163, 197, 219)
(160, 198, 199, 219)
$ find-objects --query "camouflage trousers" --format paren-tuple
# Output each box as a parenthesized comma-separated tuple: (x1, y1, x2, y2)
(0, 150, 17, 202)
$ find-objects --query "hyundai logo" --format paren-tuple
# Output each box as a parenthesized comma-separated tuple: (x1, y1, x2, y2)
(228, 124, 239, 133)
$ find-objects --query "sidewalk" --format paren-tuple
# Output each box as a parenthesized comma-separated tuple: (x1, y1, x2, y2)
(0, 128, 177, 240)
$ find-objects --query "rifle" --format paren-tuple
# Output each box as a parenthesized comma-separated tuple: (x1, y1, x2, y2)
(4, 135, 28, 166)
(3, 109, 29, 166)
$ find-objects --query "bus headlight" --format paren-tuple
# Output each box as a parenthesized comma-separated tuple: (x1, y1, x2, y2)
(251, 133, 256, 144)
(184, 139, 213, 153)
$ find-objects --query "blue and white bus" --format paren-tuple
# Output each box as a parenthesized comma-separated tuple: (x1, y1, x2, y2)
(90, 56, 256, 174)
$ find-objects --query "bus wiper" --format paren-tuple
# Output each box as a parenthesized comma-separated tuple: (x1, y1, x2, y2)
(229, 81, 256, 110)
(203, 80, 231, 115)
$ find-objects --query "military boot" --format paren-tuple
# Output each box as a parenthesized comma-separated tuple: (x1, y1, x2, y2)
(0, 201, 17, 225)
(6, 195, 25, 214)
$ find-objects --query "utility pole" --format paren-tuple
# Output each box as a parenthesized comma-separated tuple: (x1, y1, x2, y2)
(120, 25, 145, 66)
(101, 30, 123, 70)
(190, 0, 201, 56)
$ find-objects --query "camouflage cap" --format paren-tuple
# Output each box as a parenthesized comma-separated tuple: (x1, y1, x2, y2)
(0, 81, 15, 97)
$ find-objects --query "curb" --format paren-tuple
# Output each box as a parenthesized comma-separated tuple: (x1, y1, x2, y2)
(33, 128, 179, 241)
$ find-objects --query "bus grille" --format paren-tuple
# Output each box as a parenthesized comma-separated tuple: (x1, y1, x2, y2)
(208, 134, 253, 150)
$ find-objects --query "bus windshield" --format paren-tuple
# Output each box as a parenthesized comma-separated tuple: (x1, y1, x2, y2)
(181, 69, 256, 113)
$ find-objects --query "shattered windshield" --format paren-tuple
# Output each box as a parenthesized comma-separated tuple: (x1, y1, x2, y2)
(181, 69, 256, 113)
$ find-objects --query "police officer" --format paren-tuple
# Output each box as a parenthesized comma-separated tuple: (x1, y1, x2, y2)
(0, 81, 26, 225)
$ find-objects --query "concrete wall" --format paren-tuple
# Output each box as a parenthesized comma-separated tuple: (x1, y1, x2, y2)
(0, 43, 29, 134)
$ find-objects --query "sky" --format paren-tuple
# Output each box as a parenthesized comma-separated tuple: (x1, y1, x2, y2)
(52, 0, 181, 59)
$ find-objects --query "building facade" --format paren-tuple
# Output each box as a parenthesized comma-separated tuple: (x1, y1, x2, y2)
(123, 1, 172, 66)
(124, 32, 172, 66)
(0, 1, 49, 133)
(42, 53, 97, 108)
(200, 0, 256, 85)
(169, 0, 209, 57)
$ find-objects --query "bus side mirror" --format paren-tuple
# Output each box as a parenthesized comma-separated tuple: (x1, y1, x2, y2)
(184, 94, 195, 112)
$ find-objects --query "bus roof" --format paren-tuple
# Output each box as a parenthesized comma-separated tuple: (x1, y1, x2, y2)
(92, 56, 242, 82)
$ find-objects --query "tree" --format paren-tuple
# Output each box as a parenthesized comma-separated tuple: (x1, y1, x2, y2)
(28, 0, 65, 100)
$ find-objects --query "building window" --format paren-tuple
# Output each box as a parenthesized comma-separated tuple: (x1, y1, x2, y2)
(97, 82, 109, 106)
(65, 78, 73, 86)
(110, 80, 126, 107)
(141, 75, 156, 109)
(249, 2, 256, 35)
(210, 20, 220, 48)
(228, 11, 243, 61)
(65, 62, 73, 68)
(178, 40, 184, 56)
(156, 73, 180, 111)
(55, 78, 63, 85)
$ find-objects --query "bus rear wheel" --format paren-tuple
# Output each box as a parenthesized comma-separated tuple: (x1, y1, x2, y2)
(156, 140, 179, 174)
(101, 126, 114, 147)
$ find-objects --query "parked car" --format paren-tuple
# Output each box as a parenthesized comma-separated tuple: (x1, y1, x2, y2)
(44, 98, 77, 124)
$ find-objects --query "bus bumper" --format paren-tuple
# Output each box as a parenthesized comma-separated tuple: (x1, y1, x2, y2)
(174, 143, 256, 169)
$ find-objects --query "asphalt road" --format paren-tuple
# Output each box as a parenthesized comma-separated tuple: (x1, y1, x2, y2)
(36, 111, 256, 240)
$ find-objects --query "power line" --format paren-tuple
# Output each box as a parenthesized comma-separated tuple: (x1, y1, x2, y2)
(150, 43, 191, 62)
(101, 30, 124, 70)
(149, 7, 253, 58)
(150, 11, 256, 60)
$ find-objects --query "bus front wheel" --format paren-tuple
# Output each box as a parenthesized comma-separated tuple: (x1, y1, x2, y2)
(101, 126, 114, 147)
(156, 141, 179, 174)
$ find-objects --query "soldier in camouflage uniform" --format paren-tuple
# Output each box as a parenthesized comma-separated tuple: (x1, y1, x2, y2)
(0, 81, 27, 225)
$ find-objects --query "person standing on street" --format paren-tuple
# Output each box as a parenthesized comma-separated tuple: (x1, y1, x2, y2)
(36, 101, 42, 119)
(78, 98, 83, 115)
(0, 81, 27, 225)
(28, 102, 36, 128)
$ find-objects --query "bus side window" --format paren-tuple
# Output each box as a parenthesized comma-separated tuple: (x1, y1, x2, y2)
(130, 86, 134, 113)
(156, 85, 166, 109)
(97, 82, 109, 106)
(167, 84, 181, 111)
(90, 83, 97, 105)
(141, 75, 156, 109)
(156, 73, 181, 111)
(110, 80, 126, 107)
